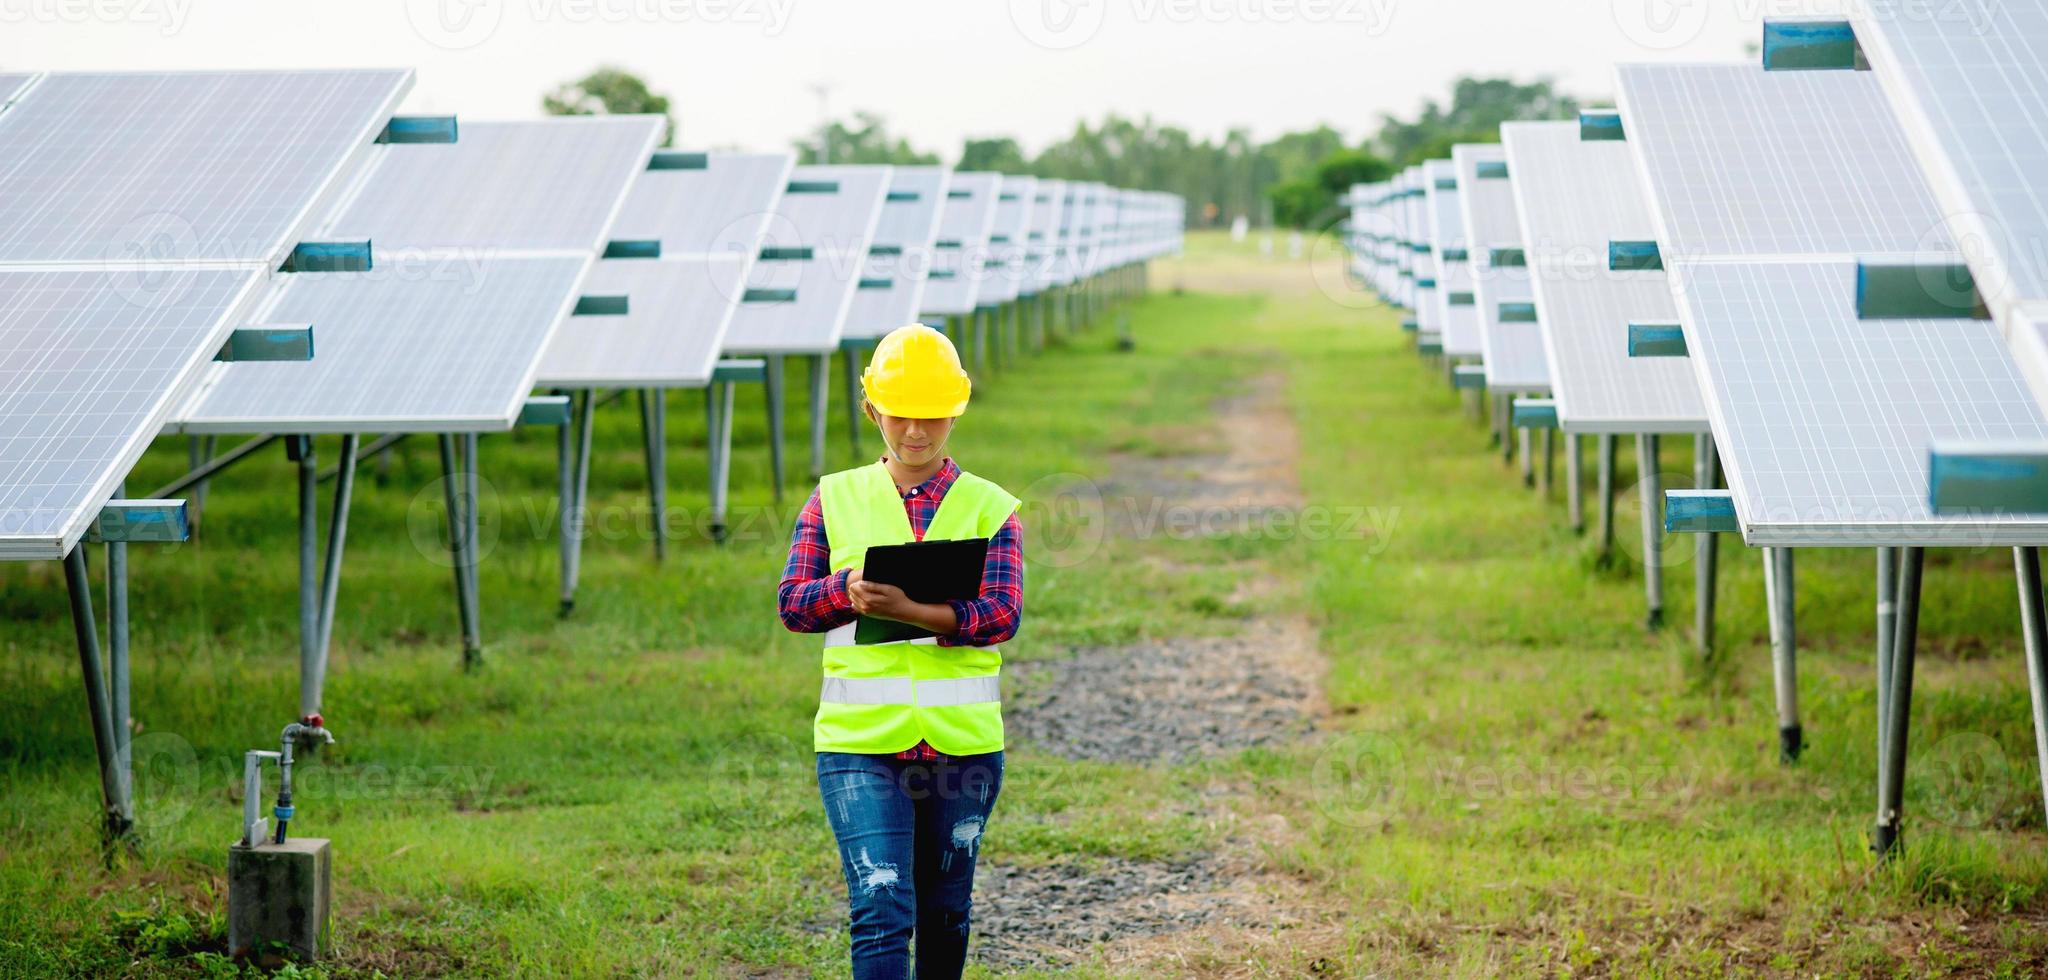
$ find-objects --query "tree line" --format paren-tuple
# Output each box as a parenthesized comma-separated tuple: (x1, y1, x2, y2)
(544, 70, 1580, 231)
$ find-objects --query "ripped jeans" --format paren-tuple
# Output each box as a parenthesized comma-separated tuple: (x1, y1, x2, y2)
(817, 750, 1004, 980)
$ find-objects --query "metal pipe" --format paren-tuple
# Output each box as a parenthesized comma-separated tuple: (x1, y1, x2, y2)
(1874, 545, 1923, 859)
(311, 433, 357, 710)
(811, 352, 830, 480)
(562, 392, 594, 617)
(705, 384, 728, 542)
(1695, 433, 1719, 655)
(1877, 546, 1897, 736)
(1541, 427, 1554, 495)
(556, 393, 575, 618)
(1503, 396, 1516, 465)
(148, 433, 278, 500)
(715, 381, 737, 543)
(1567, 434, 1584, 533)
(765, 355, 786, 500)
(462, 431, 481, 645)
(2012, 547, 2048, 828)
(438, 434, 481, 667)
(648, 389, 668, 562)
(1764, 547, 1800, 761)
(1637, 433, 1663, 630)
(65, 546, 132, 841)
(1519, 428, 1534, 487)
(1597, 437, 1613, 560)
(106, 484, 131, 822)
(843, 348, 865, 458)
(318, 432, 406, 483)
(296, 437, 320, 719)
(971, 309, 988, 375)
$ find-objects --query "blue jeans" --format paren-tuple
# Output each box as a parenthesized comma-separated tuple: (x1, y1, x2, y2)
(817, 750, 1004, 980)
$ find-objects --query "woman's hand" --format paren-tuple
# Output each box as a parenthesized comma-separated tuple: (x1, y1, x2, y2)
(848, 579, 914, 621)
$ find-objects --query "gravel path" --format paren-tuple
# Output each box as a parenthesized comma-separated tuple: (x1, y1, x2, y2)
(967, 372, 1329, 971)
(971, 857, 1229, 969)
(1006, 624, 1318, 764)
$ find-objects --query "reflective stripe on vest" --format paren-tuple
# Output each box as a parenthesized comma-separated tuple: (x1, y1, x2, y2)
(820, 675, 1002, 707)
(813, 461, 1020, 756)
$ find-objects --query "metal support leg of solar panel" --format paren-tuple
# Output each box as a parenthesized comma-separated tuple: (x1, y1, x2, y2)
(842, 348, 866, 459)
(288, 434, 358, 727)
(764, 357, 787, 498)
(1567, 434, 1584, 533)
(1694, 434, 1719, 655)
(1637, 434, 1663, 630)
(2016, 547, 2048, 831)
(559, 392, 596, 617)
(65, 544, 135, 845)
(810, 353, 835, 480)
(639, 389, 668, 562)
(439, 433, 483, 666)
(1874, 547, 1924, 859)
(1598, 435, 1616, 558)
(1763, 547, 1800, 762)
(706, 377, 738, 542)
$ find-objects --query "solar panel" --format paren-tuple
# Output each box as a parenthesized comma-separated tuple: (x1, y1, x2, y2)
(982, 175, 1038, 305)
(537, 257, 750, 388)
(0, 70, 411, 265)
(535, 150, 789, 388)
(922, 172, 1003, 316)
(603, 151, 792, 258)
(843, 166, 949, 341)
(724, 164, 889, 354)
(1501, 120, 1706, 433)
(0, 268, 263, 560)
(326, 117, 664, 252)
(1672, 259, 2048, 545)
(1425, 160, 1482, 358)
(1049, 180, 1086, 288)
(1023, 178, 1066, 295)
(1454, 143, 1549, 392)
(179, 258, 588, 433)
(1614, 63, 1953, 259)
(0, 73, 33, 105)
(1852, 1, 2048, 407)
(188, 117, 656, 430)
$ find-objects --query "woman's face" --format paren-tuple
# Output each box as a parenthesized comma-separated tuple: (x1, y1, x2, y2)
(869, 406, 954, 468)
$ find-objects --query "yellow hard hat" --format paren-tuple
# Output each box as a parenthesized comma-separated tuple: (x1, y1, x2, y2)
(861, 323, 972, 418)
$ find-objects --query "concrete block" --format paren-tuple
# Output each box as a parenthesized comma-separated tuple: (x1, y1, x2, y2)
(228, 837, 331, 965)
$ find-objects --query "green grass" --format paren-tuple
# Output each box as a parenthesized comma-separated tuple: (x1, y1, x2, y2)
(1, 231, 2045, 977)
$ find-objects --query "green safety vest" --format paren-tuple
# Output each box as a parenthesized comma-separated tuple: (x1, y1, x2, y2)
(814, 461, 1020, 755)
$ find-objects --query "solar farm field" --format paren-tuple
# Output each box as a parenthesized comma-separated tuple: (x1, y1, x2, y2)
(2, 232, 2044, 977)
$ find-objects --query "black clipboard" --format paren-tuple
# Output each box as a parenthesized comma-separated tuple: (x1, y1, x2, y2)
(854, 538, 989, 645)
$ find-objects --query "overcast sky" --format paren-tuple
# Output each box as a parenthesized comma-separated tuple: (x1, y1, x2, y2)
(2, 0, 1840, 158)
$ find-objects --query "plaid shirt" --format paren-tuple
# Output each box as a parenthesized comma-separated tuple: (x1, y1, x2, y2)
(778, 458, 1024, 762)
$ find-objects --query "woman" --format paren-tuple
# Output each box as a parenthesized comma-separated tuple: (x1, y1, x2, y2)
(778, 323, 1024, 978)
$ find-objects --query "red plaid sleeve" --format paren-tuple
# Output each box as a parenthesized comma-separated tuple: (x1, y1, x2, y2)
(939, 512, 1024, 647)
(777, 489, 856, 634)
